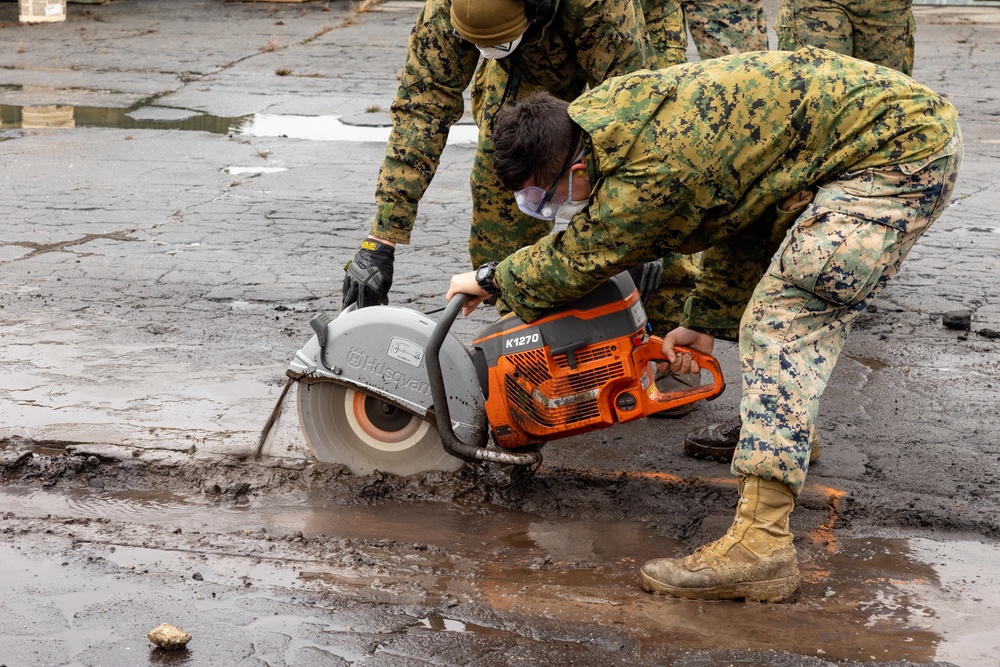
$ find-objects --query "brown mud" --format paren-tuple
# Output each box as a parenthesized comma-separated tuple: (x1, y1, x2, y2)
(2, 1, 999, 664)
(1, 442, 997, 666)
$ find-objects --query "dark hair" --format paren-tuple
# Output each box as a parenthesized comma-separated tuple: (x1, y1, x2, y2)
(492, 91, 579, 191)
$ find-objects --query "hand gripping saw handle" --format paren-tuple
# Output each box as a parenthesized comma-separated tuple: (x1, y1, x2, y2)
(614, 338, 726, 423)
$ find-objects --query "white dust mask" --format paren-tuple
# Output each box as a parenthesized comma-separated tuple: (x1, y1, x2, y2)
(477, 34, 524, 60)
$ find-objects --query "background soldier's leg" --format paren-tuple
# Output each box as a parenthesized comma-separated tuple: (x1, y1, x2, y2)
(904, 12, 916, 75)
(644, 253, 701, 336)
(642, 0, 689, 67)
(645, 252, 703, 417)
(850, 0, 916, 75)
(747, 0, 769, 51)
(776, 0, 852, 55)
(682, 0, 769, 59)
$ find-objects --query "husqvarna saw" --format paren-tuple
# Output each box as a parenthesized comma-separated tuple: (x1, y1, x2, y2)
(285, 272, 725, 476)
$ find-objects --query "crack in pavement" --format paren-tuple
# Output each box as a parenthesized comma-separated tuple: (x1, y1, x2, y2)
(0, 232, 141, 264)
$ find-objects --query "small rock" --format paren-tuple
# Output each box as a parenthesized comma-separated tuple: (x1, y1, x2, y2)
(942, 310, 971, 330)
(976, 328, 1000, 340)
(147, 623, 192, 650)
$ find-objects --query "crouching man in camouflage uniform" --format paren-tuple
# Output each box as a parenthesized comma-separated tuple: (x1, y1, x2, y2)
(446, 47, 962, 602)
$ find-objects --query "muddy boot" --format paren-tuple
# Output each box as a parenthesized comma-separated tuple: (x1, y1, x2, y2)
(684, 418, 821, 464)
(650, 370, 701, 418)
(640, 475, 800, 602)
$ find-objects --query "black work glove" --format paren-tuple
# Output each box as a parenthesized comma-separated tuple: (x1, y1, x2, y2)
(628, 260, 663, 304)
(342, 239, 395, 309)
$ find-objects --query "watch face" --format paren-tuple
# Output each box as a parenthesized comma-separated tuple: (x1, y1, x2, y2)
(476, 263, 497, 293)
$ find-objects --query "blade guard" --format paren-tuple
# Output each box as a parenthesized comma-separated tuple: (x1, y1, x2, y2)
(287, 305, 487, 449)
(615, 340, 726, 422)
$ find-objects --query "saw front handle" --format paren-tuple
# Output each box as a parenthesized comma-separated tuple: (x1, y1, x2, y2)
(620, 339, 726, 422)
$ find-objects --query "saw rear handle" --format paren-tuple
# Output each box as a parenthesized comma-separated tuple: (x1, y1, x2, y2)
(628, 338, 726, 420)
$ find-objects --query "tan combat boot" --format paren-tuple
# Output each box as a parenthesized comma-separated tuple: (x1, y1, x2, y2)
(640, 475, 800, 602)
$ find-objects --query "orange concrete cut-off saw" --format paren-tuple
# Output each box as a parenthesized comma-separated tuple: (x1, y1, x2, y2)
(283, 271, 725, 475)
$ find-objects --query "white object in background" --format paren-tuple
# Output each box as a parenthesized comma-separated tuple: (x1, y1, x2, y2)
(19, 0, 67, 23)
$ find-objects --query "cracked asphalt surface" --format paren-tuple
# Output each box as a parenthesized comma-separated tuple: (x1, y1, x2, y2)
(1, 1, 999, 665)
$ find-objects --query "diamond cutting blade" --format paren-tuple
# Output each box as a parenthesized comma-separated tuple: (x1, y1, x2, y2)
(296, 382, 465, 476)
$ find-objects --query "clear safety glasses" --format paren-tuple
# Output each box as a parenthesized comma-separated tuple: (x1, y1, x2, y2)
(514, 184, 565, 220)
(514, 144, 583, 221)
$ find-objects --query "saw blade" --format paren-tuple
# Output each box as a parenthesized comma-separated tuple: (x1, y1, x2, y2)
(296, 382, 465, 476)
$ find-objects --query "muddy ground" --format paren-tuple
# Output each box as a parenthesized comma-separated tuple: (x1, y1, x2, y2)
(2, 0, 999, 665)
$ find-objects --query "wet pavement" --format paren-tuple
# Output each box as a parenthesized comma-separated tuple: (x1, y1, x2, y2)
(2, 0, 1000, 665)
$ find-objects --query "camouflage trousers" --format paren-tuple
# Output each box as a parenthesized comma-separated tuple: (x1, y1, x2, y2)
(776, 0, 915, 75)
(733, 129, 963, 495)
(681, 0, 769, 60)
(469, 41, 695, 335)
(642, 0, 689, 68)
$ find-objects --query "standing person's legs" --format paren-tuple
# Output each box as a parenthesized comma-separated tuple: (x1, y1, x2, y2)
(643, 0, 689, 68)
(641, 131, 962, 601)
(683, 0, 769, 60)
(776, 0, 852, 56)
(847, 0, 916, 75)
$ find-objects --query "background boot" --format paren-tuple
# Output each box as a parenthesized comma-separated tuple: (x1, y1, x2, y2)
(650, 370, 701, 418)
(684, 418, 821, 463)
(640, 475, 800, 603)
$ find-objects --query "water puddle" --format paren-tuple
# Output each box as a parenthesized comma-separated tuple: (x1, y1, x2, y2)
(1, 484, 998, 665)
(849, 355, 889, 371)
(0, 103, 478, 144)
(412, 615, 519, 638)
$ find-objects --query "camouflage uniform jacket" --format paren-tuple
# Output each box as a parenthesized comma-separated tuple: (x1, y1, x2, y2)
(371, 0, 650, 244)
(495, 47, 959, 334)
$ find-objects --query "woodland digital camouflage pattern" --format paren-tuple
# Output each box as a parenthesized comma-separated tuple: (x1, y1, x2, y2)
(496, 48, 957, 328)
(682, 0, 768, 60)
(372, 0, 656, 246)
(494, 48, 961, 490)
(371, 0, 691, 332)
(641, 0, 687, 68)
(737, 132, 961, 493)
(776, 0, 915, 75)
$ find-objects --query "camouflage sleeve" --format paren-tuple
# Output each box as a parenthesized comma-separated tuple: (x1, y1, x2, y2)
(495, 165, 690, 323)
(495, 215, 642, 324)
(494, 152, 770, 330)
(370, 0, 481, 244)
(569, 0, 652, 85)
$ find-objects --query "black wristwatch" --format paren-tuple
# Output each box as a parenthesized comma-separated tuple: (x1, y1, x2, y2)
(475, 261, 500, 295)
